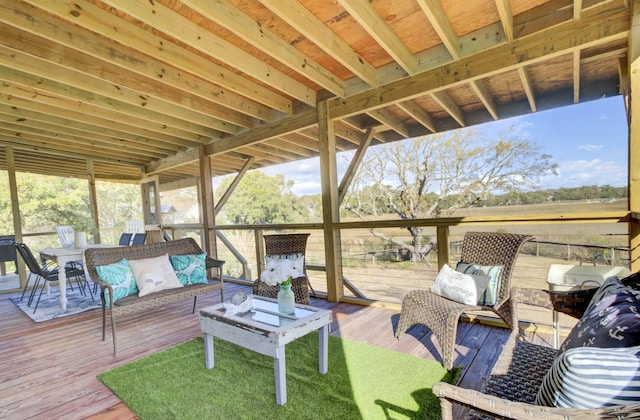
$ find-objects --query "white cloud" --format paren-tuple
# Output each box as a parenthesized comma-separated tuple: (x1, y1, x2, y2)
(541, 158, 627, 189)
(578, 144, 604, 152)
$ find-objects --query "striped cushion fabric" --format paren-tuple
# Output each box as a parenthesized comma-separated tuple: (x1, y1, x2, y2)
(455, 262, 502, 306)
(535, 345, 640, 408)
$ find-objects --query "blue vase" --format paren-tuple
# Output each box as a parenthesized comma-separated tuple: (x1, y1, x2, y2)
(277, 283, 296, 315)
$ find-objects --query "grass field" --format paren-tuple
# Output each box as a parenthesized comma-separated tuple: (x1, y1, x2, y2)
(216, 199, 631, 332)
(311, 200, 630, 323)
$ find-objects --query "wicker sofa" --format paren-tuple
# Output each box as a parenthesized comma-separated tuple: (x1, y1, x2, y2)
(84, 238, 224, 356)
(433, 271, 640, 419)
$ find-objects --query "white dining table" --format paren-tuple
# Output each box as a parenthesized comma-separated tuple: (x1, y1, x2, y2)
(39, 244, 117, 311)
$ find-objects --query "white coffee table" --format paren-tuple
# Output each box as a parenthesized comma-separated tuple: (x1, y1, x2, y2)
(199, 295, 332, 405)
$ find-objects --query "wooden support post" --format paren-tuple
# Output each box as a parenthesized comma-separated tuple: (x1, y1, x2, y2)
(436, 226, 450, 270)
(318, 100, 343, 302)
(86, 159, 101, 244)
(198, 144, 218, 261)
(628, 0, 639, 272)
(6, 146, 25, 288)
(255, 228, 265, 276)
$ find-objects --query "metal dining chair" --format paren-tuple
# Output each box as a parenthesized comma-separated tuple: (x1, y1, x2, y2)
(15, 243, 91, 313)
(131, 233, 147, 245)
(118, 233, 133, 246)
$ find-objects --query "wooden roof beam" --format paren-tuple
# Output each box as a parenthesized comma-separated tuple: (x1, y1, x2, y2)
(206, 109, 318, 155)
(417, 0, 461, 59)
(257, 0, 377, 88)
(279, 133, 321, 153)
(574, 0, 583, 20)
(270, 142, 316, 159)
(494, 0, 514, 43)
(0, 120, 167, 160)
(182, 0, 344, 98)
(0, 107, 181, 156)
(0, 97, 199, 150)
(21, 0, 293, 115)
(470, 80, 499, 120)
(517, 67, 537, 112)
(337, 117, 389, 144)
(337, 0, 415, 75)
(365, 108, 410, 138)
(581, 47, 628, 64)
(0, 135, 148, 167)
(397, 101, 436, 132)
(0, 73, 217, 145)
(573, 51, 581, 103)
(0, 37, 251, 131)
(432, 91, 465, 127)
(329, 0, 629, 119)
(100, 0, 316, 107)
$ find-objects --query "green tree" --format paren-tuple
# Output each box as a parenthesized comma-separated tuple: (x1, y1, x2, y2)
(0, 173, 141, 243)
(15, 173, 92, 233)
(215, 171, 301, 224)
(344, 126, 558, 262)
(96, 181, 142, 230)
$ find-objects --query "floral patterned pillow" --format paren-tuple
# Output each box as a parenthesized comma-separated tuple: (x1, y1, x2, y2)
(95, 258, 137, 307)
(265, 253, 305, 277)
(170, 253, 208, 285)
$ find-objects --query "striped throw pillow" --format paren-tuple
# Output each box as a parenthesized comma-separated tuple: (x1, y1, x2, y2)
(535, 345, 640, 408)
(455, 262, 502, 306)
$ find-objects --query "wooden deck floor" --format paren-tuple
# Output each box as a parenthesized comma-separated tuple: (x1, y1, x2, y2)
(0, 282, 555, 419)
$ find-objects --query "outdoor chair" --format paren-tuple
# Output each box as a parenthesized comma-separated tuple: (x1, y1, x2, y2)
(125, 220, 144, 234)
(55, 225, 86, 269)
(55, 225, 76, 248)
(118, 233, 133, 246)
(433, 270, 640, 418)
(15, 242, 91, 313)
(131, 233, 147, 245)
(253, 233, 315, 304)
(395, 231, 533, 370)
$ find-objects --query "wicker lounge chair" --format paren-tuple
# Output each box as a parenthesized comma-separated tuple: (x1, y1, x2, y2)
(434, 270, 640, 419)
(253, 233, 315, 304)
(395, 231, 533, 370)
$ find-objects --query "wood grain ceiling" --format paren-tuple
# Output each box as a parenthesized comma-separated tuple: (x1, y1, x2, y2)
(0, 0, 632, 187)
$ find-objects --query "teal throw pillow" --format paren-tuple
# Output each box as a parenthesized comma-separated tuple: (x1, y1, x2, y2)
(95, 258, 138, 308)
(455, 262, 503, 306)
(170, 253, 207, 285)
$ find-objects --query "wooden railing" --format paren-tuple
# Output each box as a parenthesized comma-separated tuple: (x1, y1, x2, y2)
(159, 209, 633, 304)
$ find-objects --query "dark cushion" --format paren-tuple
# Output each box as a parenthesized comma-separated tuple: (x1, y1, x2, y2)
(560, 276, 640, 353)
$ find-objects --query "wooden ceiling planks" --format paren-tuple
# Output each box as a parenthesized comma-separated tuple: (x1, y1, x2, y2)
(0, 0, 632, 187)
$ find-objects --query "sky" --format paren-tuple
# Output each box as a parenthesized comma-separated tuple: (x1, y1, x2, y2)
(218, 96, 629, 197)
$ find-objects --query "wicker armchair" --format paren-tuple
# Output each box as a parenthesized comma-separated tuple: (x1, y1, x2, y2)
(253, 233, 314, 304)
(434, 270, 640, 419)
(395, 231, 533, 370)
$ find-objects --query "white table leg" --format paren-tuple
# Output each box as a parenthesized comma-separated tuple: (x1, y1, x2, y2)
(274, 346, 286, 405)
(318, 325, 328, 374)
(204, 333, 215, 369)
(57, 255, 70, 311)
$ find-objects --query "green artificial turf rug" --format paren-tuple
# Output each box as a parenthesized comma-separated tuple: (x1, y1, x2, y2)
(99, 334, 458, 419)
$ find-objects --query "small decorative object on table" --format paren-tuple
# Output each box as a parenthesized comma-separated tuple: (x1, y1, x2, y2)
(222, 291, 252, 317)
(260, 258, 302, 315)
